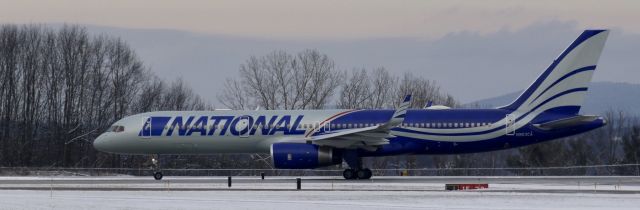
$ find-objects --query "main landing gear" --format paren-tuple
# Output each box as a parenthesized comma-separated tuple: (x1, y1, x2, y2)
(151, 154, 163, 180)
(342, 168, 372, 180)
(342, 150, 372, 180)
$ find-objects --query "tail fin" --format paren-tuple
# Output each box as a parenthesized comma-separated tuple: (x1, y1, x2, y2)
(500, 30, 609, 115)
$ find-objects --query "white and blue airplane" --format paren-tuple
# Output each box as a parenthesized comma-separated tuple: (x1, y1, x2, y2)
(94, 30, 609, 180)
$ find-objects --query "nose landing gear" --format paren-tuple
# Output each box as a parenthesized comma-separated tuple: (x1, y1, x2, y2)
(151, 155, 163, 180)
(153, 171, 163, 180)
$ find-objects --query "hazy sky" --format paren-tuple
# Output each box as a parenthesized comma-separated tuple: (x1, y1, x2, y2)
(1, 0, 639, 40)
(1, 1, 639, 106)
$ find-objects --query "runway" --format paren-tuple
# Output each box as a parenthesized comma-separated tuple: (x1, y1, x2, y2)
(0, 176, 639, 192)
(0, 176, 639, 209)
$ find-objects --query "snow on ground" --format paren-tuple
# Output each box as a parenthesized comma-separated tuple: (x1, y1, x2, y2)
(0, 190, 639, 210)
(0, 176, 639, 209)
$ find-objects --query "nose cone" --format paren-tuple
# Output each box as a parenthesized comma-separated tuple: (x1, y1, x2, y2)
(93, 134, 111, 153)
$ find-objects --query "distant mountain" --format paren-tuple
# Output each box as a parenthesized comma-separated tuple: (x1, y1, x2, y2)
(467, 82, 640, 116)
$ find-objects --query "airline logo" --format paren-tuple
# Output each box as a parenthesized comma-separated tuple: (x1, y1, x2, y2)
(139, 115, 307, 137)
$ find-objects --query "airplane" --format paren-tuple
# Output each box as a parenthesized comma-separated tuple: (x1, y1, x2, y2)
(94, 30, 609, 180)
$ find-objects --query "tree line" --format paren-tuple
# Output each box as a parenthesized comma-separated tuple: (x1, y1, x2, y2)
(0, 25, 207, 168)
(218, 50, 456, 110)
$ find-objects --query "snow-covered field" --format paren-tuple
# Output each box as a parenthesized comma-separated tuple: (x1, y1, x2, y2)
(1, 190, 639, 210)
(0, 176, 638, 209)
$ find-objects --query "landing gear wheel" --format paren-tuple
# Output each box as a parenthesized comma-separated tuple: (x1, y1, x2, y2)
(343, 169, 356, 180)
(153, 171, 163, 180)
(151, 154, 162, 180)
(356, 168, 372, 180)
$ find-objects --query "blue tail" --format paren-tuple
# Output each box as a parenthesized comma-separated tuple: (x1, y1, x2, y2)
(500, 30, 609, 115)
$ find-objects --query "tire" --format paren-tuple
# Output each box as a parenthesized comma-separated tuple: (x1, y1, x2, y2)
(343, 169, 356, 180)
(153, 172, 163, 180)
(362, 168, 373, 179)
(356, 168, 372, 180)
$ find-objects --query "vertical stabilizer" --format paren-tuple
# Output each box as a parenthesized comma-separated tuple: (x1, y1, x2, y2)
(500, 30, 609, 115)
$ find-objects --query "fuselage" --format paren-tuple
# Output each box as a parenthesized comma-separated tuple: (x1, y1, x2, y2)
(93, 107, 605, 156)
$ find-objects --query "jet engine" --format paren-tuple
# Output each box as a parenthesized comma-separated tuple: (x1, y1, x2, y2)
(270, 143, 342, 169)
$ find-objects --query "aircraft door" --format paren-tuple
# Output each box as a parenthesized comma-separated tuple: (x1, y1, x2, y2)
(505, 114, 516, 135)
(324, 121, 331, 132)
(141, 117, 152, 138)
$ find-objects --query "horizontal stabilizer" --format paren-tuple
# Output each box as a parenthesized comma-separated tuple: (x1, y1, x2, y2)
(533, 115, 603, 130)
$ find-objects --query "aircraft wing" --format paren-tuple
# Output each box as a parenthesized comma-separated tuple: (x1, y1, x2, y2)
(308, 95, 411, 151)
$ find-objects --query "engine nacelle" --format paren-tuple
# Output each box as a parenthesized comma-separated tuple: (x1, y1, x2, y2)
(271, 143, 342, 169)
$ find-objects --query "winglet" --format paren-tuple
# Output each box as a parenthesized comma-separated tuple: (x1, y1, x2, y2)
(386, 94, 411, 128)
(423, 100, 433, 109)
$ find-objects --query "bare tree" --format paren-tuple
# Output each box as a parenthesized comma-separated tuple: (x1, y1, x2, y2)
(337, 68, 370, 109)
(338, 68, 456, 109)
(368, 67, 396, 108)
(218, 79, 249, 110)
(220, 49, 342, 110)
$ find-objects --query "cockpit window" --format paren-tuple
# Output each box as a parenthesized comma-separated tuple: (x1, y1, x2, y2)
(108, 125, 125, 132)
